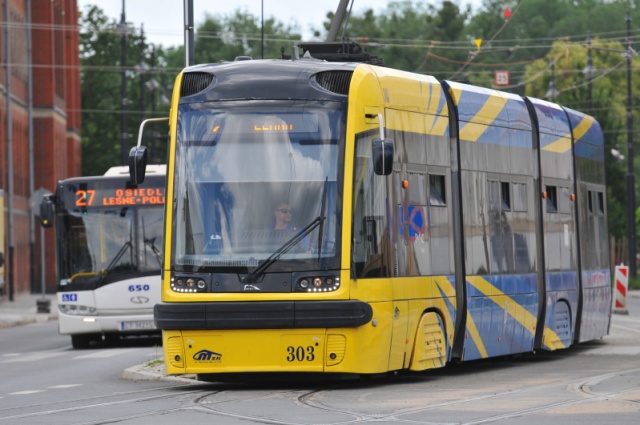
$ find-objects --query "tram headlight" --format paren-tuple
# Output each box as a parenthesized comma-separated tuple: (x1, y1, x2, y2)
(296, 275, 340, 292)
(170, 275, 208, 293)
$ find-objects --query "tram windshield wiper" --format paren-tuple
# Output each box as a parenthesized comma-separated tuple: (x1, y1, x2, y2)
(244, 180, 329, 282)
(244, 216, 324, 283)
(316, 177, 328, 262)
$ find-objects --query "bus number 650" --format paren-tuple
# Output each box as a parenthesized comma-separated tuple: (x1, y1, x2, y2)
(286, 346, 315, 362)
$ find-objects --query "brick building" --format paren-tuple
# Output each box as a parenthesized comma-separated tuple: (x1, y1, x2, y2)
(1, 0, 81, 298)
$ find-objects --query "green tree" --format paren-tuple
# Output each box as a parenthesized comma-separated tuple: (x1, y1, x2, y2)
(81, 6, 301, 175)
(523, 38, 639, 255)
(80, 5, 169, 175)
(163, 10, 301, 70)
(317, 1, 471, 77)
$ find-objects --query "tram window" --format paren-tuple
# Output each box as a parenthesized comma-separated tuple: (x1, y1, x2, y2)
(429, 175, 446, 206)
(365, 218, 378, 255)
(546, 186, 557, 213)
(489, 180, 499, 211)
(409, 173, 426, 205)
(559, 187, 572, 214)
(501, 182, 511, 211)
(597, 191, 604, 216)
(513, 183, 527, 212)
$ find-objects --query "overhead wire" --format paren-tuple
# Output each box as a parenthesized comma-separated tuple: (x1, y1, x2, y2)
(2, 5, 638, 116)
(448, 0, 527, 80)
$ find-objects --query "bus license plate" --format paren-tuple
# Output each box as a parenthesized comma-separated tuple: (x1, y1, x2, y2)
(120, 321, 156, 331)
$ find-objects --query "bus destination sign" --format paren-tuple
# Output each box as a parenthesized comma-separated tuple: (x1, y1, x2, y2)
(74, 187, 166, 207)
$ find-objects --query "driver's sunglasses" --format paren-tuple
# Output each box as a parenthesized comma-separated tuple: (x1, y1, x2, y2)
(277, 208, 293, 214)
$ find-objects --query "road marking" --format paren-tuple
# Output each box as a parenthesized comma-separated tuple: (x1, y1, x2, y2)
(73, 349, 133, 359)
(1, 353, 21, 357)
(9, 390, 45, 395)
(610, 324, 640, 334)
(48, 384, 83, 389)
(580, 346, 640, 355)
(1, 351, 66, 363)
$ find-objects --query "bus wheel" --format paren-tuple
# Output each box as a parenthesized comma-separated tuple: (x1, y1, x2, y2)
(71, 334, 91, 349)
(104, 333, 120, 346)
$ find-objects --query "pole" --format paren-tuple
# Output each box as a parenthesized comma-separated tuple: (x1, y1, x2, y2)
(184, 0, 194, 66)
(150, 45, 156, 163)
(326, 0, 350, 42)
(587, 32, 593, 112)
(4, 0, 15, 301)
(139, 25, 145, 123)
(27, 0, 36, 293)
(626, 10, 636, 279)
(120, 0, 128, 166)
(261, 0, 264, 59)
(40, 226, 45, 296)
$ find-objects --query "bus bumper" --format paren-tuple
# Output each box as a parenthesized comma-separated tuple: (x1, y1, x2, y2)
(58, 312, 157, 335)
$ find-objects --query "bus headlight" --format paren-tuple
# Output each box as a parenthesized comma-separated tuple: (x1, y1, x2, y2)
(296, 275, 340, 292)
(58, 304, 97, 315)
(170, 275, 208, 293)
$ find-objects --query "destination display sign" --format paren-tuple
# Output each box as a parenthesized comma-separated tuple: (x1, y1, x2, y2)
(207, 113, 320, 135)
(61, 177, 166, 209)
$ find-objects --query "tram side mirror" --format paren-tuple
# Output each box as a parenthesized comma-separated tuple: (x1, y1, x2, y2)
(129, 145, 148, 185)
(372, 138, 394, 176)
(40, 196, 55, 228)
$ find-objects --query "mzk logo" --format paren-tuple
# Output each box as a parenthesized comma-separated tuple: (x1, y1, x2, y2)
(193, 349, 222, 363)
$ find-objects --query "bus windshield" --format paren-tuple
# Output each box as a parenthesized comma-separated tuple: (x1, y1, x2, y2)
(56, 177, 165, 290)
(173, 100, 345, 272)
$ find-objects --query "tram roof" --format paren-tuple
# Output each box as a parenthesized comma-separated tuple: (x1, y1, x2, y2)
(178, 59, 360, 103)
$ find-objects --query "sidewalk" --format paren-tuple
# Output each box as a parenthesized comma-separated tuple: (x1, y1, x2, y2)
(0, 292, 58, 329)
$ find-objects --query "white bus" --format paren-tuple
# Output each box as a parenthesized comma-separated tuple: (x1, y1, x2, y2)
(40, 165, 166, 348)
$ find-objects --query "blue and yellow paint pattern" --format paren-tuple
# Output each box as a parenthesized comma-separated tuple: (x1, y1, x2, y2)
(445, 81, 532, 147)
(563, 106, 605, 162)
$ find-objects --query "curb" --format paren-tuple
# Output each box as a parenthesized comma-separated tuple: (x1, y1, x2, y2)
(122, 361, 197, 384)
(0, 313, 57, 330)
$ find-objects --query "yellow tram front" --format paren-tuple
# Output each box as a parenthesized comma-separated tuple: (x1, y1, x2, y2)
(154, 61, 396, 377)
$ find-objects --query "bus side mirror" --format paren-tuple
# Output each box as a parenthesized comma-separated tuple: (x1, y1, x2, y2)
(129, 145, 148, 185)
(372, 138, 394, 176)
(40, 196, 55, 228)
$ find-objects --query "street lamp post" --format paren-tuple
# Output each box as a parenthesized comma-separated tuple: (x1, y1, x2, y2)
(119, 0, 128, 166)
(583, 12, 636, 277)
(545, 59, 559, 100)
(585, 32, 594, 112)
(625, 10, 636, 278)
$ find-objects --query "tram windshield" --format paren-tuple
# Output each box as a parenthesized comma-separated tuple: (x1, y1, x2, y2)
(56, 178, 166, 290)
(172, 100, 345, 272)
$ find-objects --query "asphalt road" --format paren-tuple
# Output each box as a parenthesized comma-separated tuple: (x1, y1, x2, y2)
(1, 295, 638, 424)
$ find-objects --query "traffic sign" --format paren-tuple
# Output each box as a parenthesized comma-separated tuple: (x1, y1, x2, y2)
(494, 71, 510, 86)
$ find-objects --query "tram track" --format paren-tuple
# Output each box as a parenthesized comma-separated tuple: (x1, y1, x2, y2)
(291, 366, 640, 424)
(0, 384, 203, 422)
(3, 354, 639, 424)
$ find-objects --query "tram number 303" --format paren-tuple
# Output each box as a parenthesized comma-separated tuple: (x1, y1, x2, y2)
(286, 346, 315, 362)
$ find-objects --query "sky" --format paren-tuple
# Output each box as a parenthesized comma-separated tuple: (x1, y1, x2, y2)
(78, 0, 482, 48)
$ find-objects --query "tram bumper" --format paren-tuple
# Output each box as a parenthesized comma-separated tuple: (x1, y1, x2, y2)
(154, 300, 375, 375)
(153, 300, 373, 330)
